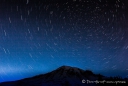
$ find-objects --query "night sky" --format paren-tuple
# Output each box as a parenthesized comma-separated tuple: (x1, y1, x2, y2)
(0, 0, 128, 82)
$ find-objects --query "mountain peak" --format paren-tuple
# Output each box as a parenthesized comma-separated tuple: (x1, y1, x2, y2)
(60, 65, 71, 68)
(57, 65, 84, 72)
(59, 65, 74, 69)
(1, 66, 127, 86)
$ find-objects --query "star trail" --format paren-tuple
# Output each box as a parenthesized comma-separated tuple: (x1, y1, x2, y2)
(0, 0, 128, 82)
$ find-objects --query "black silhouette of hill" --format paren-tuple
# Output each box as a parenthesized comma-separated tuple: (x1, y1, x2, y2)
(0, 65, 127, 86)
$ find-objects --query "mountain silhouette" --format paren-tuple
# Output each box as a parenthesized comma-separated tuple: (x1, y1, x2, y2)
(0, 65, 127, 86)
